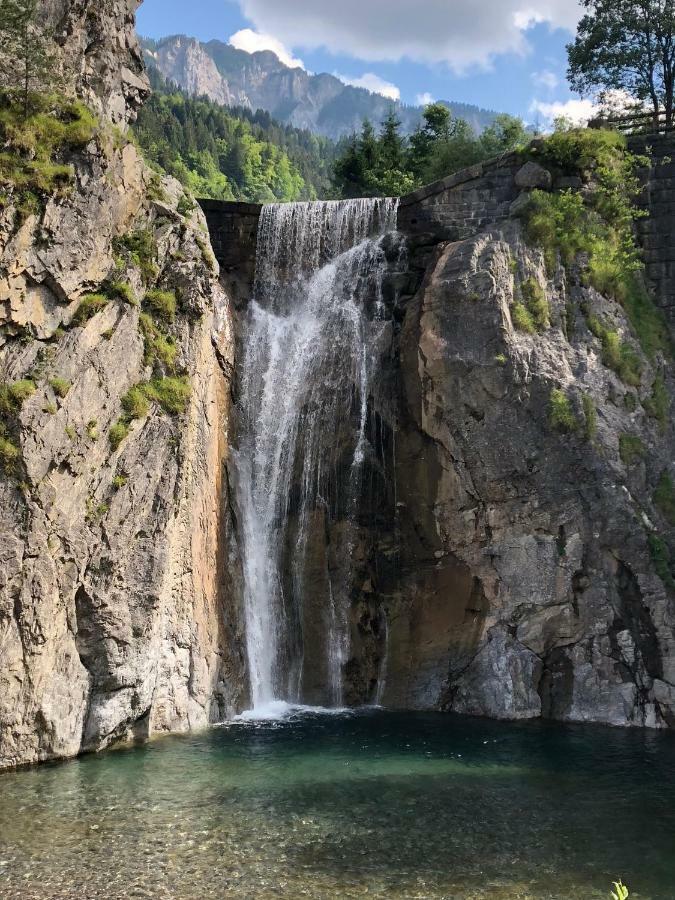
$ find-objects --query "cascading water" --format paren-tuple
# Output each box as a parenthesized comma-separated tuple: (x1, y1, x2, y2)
(233, 198, 399, 712)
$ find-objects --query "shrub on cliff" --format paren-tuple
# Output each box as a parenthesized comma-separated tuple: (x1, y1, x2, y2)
(524, 127, 671, 361)
(654, 472, 675, 526)
(144, 289, 177, 323)
(549, 388, 578, 433)
(0, 95, 96, 220)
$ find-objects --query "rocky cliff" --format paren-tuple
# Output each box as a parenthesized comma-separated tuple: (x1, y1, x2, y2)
(0, 0, 246, 769)
(374, 158, 675, 728)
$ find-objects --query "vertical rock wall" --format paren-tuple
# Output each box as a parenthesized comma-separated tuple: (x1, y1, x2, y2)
(0, 1, 246, 769)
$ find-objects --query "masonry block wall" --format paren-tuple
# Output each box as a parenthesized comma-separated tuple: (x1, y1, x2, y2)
(198, 200, 261, 306)
(630, 134, 675, 331)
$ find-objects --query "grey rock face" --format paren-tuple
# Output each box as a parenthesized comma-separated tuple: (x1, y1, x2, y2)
(0, 2, 246, 769)
(515, 161, 553, 190)
(382, 217, 675, 728)
(39, 0, 150, 125)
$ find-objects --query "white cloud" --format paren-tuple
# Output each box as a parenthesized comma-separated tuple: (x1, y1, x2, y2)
(530, 97, 597, 125)
(336, 72, 401, 100)
(236, 0, 582, 72)
(532, 69, 559, 91)
(229, 28, 305, 69)
(416, 92, 435, 107)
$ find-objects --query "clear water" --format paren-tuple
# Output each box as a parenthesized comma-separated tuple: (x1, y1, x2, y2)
(233, 199, 399, 709)
(1, 711, 674, 899)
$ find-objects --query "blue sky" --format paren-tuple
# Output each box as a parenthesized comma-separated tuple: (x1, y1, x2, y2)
(137, 0, 591, 124)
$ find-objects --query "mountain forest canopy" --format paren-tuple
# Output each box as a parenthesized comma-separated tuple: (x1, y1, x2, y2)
(134, 67, 341, 202)
(333, 103, 529, 198)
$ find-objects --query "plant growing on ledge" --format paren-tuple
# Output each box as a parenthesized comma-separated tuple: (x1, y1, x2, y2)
(524, 126, 671, 361)
(549, 388, 578, 433)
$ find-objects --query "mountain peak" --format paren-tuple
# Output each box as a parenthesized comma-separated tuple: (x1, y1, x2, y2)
(142, 34, 497, 140)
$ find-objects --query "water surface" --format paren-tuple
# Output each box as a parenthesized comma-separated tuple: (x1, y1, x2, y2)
(1, 710, 674, 899)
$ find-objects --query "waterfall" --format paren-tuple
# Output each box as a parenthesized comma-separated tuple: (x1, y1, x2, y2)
(234, 198, 399, 712)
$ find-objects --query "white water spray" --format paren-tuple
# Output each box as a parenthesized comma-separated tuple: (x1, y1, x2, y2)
(234, 199, 398, 711)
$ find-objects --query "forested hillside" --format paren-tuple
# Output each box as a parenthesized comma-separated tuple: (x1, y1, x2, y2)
(134, 68, 340, 201)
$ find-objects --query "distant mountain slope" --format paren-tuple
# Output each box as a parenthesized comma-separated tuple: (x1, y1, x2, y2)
(134, 67, 340, 202)
(142, 35, 498, 140)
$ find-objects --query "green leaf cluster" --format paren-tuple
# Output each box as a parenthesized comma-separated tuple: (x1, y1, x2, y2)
(549, 388, 578, 433)
(334, 104, 528, 198)
(523, 127, 670, 360)
(133, 67, 332, 202)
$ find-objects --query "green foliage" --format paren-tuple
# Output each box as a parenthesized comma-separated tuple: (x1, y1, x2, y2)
(138, 312, 178, 371)
(106, 281, 137, 305)
(177, 193, 195, 217)
(619, 432, 645, 465)
(72, 293, 108, 326)
(334, 103, 527, 198)
(48, 376, 70, 398)
(568, 0, 675, 126)
(0, 433, 20, 467)
(65, 424, 76, 441)
(0, 0, 58, 118)
(532, 126, 626, 174)
(0, 94, 96, 216)
(549, 388, 578, 433)
(196, 236, 217, 273)
(643, 374, 669, 430)
(512, 303, 536, 334)
(113, 229, 157, 283)
(619, 278, 672, 361)
(624, 391, 638, 412)
(110, 376, 190, 451)
(144, 288, 177, 323)
(586, 313, 642, 386)
(108, 420, 130, 451)
(121, 385, 150, 420)
(582, 393, 597, 441)
(654, 472, 675, 526)
(521, 277, 550, 330)
(112, 473, 128, 490)
(648, 534, 675, 591)
(86, 419, 98, 441)
(524, 128, 670, 360)
(134, 67, 329, 201)
(85, 496, 108, 523)
(0, 378, 36, 416)
(494, 353, 508, 365)
(143, 377, 191, 415)
(611, 880, 629, 900)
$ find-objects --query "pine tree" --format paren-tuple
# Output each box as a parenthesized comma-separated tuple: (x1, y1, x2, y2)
(0, 0, 56, 118)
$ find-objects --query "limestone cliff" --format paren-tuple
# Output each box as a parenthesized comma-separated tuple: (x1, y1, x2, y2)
(0, 1, 245, 768)
(378, 158, 675, 728)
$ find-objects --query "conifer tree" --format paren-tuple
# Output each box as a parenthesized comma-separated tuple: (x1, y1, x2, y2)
(0, 0, 56, 117)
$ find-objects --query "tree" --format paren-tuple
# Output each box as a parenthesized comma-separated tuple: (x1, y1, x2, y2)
(568, 0, 675, 126)
(479, 114, 529, 156)
(0, 0, 56, 117)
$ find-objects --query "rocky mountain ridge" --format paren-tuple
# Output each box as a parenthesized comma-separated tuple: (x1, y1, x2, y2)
(142, 34, 497, 139)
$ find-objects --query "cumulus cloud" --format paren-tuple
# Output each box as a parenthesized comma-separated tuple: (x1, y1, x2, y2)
(416, 92, 435, 107)
(530, 97, 597, 125)
(229, 28, 305, 69)
(532, 69, 559, 91)
(336, 72, 401, 100)
(235, 0, 582, 72)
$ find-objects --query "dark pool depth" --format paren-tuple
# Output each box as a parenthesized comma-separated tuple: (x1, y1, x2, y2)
(1, 710, 674, 899)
